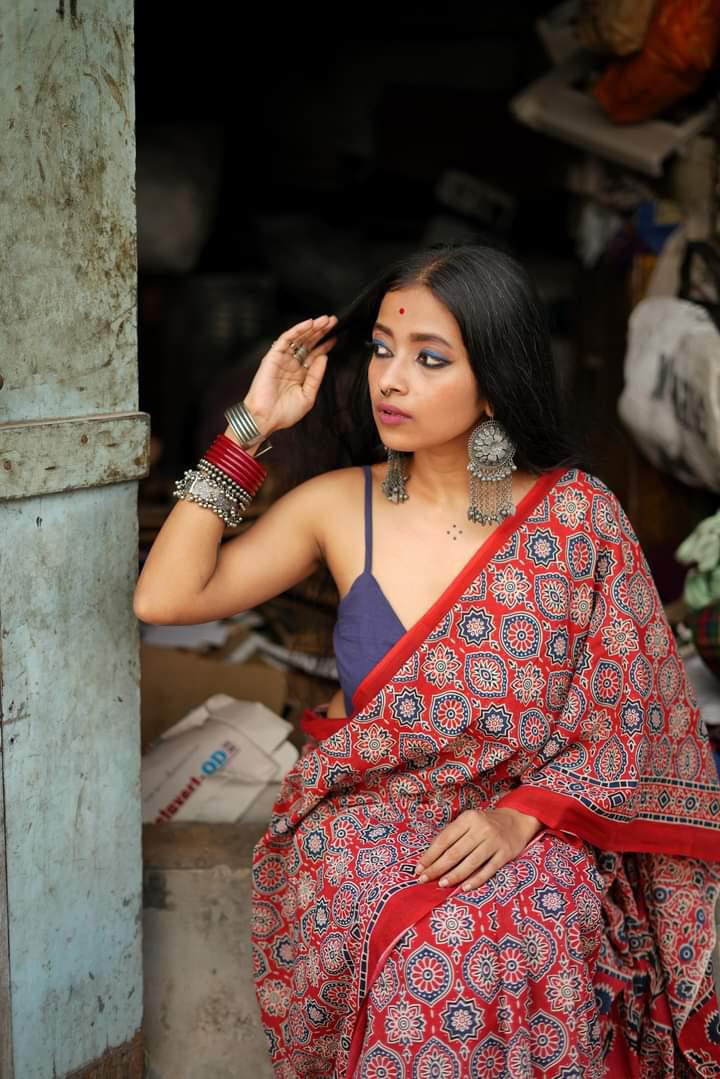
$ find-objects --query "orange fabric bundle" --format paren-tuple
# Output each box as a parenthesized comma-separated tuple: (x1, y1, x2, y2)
(578, 0, 658, 57)
(593, 0, 720, 123)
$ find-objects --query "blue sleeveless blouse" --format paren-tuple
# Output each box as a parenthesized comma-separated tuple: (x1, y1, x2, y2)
(333, 466, 406, 714)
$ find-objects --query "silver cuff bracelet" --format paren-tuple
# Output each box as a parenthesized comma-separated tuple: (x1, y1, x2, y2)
(224, 401, 263, 448)
(173, 468, 250, 528)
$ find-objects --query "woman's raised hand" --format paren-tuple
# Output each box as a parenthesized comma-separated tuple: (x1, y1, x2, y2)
(242, 315, 337, 438)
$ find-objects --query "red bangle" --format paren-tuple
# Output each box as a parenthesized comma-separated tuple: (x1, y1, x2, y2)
(214, 432, 253, 456)
(213, 432, 266, 467)
(203, 451, 262, 495)
(203, 452, 260, 492)
(205, 440, 264, 482)
(204, 434, 267, 494)
(212, 435, 262, 473)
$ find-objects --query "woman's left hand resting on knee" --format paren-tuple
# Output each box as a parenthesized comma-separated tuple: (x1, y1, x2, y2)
(414, 808, 542, 890)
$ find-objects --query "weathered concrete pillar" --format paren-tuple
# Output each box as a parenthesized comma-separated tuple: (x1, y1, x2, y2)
(0, 3, 146, 1076)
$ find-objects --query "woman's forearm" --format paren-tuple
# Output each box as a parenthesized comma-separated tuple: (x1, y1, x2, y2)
(133, 425, 259, 623)
(134, 314, 336, 625)
(133, 497, 226, 623)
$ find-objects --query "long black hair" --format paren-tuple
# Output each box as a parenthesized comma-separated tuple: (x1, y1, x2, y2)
(286, 243, 578, 485)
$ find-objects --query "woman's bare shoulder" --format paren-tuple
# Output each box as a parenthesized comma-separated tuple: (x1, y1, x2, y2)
(289, 466, 368, 561)
(295, 464, 366, 501)
(278, 466, 367, 532)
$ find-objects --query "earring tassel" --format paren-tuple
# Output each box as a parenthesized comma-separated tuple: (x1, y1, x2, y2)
(381, 448, 410, 503)
(468, 470, 515, 525)
(467, 420, 517, 525)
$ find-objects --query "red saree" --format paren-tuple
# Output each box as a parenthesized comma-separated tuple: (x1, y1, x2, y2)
(252, 469, 720, 1078)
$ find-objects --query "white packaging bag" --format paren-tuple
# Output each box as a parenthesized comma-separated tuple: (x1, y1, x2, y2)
(618, 296, 720, 492)
(142, 694, 298, 823)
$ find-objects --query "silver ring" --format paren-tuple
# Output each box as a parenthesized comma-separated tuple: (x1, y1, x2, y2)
(290, 342, 309, 363)
(301, 360, 311, 369)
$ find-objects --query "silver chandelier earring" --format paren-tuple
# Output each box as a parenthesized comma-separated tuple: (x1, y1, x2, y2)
(381, 446, 410, 503)
(467, 418, 517, 524)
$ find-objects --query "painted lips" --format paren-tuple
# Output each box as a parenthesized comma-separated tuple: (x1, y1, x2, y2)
(377, 404, 412, 424)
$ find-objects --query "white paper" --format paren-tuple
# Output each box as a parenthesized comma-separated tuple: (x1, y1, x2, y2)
(142, 694, 299, 823)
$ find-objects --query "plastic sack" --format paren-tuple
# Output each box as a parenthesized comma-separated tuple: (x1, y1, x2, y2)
(578, 0, 657, 57)
(142, 694, 298, 823)
(592, 0, 720, 123)
(618, 295, 720, 491)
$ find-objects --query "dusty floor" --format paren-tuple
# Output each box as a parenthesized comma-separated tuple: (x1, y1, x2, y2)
(142, 790, 278, 1079)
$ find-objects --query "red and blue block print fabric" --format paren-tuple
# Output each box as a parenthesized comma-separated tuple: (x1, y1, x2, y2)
(252, 469, 720, 1077)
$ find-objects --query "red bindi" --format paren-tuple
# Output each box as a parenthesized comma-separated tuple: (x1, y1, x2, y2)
(398, 307, 405, 315)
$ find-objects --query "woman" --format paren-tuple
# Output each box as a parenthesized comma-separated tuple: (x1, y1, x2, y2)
(134, 245, 720, 1077)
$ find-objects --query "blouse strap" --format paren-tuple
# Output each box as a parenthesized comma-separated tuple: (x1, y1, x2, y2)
(363, 465, 373, 573)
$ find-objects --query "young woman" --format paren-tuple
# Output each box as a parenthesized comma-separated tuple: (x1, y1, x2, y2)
(134, 245, 720, 1077)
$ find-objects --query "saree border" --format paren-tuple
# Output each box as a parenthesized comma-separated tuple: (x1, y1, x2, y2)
(350, 467, 566, 718)
(346, 878, 451, 1078)
(498, 785, 720, 860)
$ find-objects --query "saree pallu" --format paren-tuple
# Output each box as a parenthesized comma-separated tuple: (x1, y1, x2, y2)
(252, 468, 720, 1078)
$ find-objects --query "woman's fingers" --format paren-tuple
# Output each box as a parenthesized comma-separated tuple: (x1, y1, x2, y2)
(280, 315, 334, 352)
(300, 353, 329, 401)
(270, 317, 336, 379)
(303, 319, 337, 361)
(243, 315, 335, 433)
(434, 843, 498, 888)
(305, 336, 337, 366)
(415, 833, 482, 883)
(458, 851, 507, 891)
(421, 845, 509, 891)
(295, 336, 335, 394)
(282, 325, 335, 415)
(412, 808, 527, 892)
(309, 323, 338, 358)
(415, 811, 478, 873)
(413, 809, 519, 888)
(272, 318, 315, 354)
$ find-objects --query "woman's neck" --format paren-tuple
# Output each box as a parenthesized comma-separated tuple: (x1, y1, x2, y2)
(405, 439, 474, 508)
(402, 441, 533, 514)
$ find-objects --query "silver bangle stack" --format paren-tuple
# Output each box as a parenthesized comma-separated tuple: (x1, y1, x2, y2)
(173, 402, 269, 528)
(173, 460, 255, 529)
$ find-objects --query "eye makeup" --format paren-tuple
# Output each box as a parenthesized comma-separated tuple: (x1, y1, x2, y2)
(366, 339, 450, 369)
(367, 338, 392, 358)
(418, 349, 449, 369)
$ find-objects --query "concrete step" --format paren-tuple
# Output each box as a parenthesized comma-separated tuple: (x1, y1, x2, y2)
(142, 819, 274, 1079)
